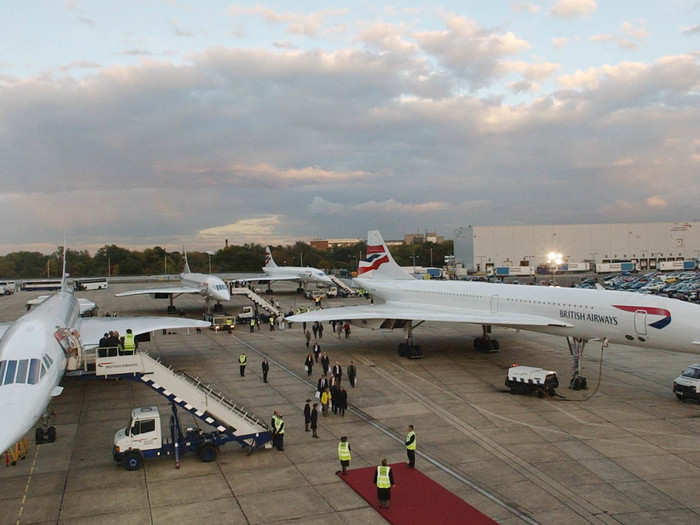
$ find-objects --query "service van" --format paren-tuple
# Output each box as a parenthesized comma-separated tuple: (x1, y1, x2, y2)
(673, 364, 700, 401)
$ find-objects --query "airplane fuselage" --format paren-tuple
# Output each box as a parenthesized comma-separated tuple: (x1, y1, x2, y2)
(358, 278, 700, 352)
(262, 266, 333, 286)
(180, 272, 230, 302)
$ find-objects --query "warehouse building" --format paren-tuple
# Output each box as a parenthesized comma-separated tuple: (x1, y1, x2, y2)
(454, 222, 700, 273)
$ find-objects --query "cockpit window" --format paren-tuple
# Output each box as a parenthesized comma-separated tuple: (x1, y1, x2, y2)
(0, 358, 45, 386)
(27, 359, 40, 384)
(682, 367, 700, 379)
(3, 360, 17, 385)
(15, 359, 28, 384)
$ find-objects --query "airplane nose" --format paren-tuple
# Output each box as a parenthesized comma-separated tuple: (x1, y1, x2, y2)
(0, 403, 25, 455)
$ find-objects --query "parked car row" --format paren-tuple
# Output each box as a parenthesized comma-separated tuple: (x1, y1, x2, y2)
(574, 271, 700, 303)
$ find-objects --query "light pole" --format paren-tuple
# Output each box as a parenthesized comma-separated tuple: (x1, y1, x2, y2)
(547, 252, 563, 285)
(206, 251, 214, 274)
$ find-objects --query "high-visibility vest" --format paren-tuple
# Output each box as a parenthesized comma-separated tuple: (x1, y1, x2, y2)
(239, 354, 247, 365)
(271, 415, 279, 432)
(269, 317, 275, 325)
(226, 319, 233, 326)
(123, 333, 136, 351)
(250, 319, 255, 326)
(376, 466, 391, 488)
(338, 441, 351, 461)
(277, 417, 285, 434)
(406, 431, 416, 450)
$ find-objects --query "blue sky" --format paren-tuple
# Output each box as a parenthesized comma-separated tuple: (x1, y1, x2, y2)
(1, 1, 699, 252)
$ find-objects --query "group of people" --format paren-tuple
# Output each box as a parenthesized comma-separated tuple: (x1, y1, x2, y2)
(98, 328, 136, 354)
(303, 320, 351, 345)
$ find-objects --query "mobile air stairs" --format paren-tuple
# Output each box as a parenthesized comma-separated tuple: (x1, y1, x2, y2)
(95, 350, 271, 457)
(329, 275, 355, 295)
(229, 287, 281, 317)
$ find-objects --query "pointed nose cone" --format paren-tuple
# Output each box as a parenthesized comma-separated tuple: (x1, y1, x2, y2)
(0, 403, 24, 455)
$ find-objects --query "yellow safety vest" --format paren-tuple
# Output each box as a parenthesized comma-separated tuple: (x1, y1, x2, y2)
(239, 354, 247, 365)
(269, 317, 275, 324)
(376, 466, 391, 488)
(276, 417, 284, 434)
(338, 441, 351, 461)
(226, 319, 233, 326)
(250, 319, 255, 326)
(123, 333, 135, 351)
(406, 431, 416, 450)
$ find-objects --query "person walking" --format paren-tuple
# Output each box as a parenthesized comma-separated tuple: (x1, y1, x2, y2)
(261, 358, 269, 383)
(305, 330, 311, 349)
(239, 352, 248, 377)
(304, 353, 314, 377)
(275, 413, 285, 451)
(271, 410, 279, 449)
(374, 459, 395, 509)
(347, 361, 357, 388)
(321, 352, 330, 376)
(304, 399, 311, 432)
(249, 318, 255, 333)
(269, 316, 275, 331)
(405, 425, 416, 468)
(310, 403, 319, 438)
(337, 386, 347, 417)
(317, 375, 328, 395)
(332, 361, 342, 383)
(318, 323, 324, 339)
(313, 342, 321, 363)
(302, 321, 307, 332)
(337, 436, 351, 475)
(331, 380, 338, 415)
(343, 322, 351, 339)
(321, 387, 331, 416)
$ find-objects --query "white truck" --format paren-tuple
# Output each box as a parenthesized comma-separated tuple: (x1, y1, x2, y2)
(236, 306, 255, 322)
(672, 364, 700, 401)
(0, 280, 16, 295)
(505, 365, 559, 396)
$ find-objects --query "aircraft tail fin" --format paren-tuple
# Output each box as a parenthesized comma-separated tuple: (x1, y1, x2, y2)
(183, 247, 191, 274)
(358, 230, 413, 280)
(265, 247, 278, 268)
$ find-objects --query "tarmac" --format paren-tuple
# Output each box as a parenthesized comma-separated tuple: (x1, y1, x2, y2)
(1, 282, 700, 524)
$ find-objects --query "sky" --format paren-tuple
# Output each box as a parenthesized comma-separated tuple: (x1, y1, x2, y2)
(1, 0, 699, 253)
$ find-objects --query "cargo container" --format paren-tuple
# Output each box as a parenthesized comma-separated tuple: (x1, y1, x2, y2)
(595, 262, 637, 273)
(658, 260, 697, 271)
(561, 262, 591, 272)
(491, 266, 535, 277)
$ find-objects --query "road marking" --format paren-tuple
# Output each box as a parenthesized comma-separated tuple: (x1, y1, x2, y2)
(16, 442, 39, 525)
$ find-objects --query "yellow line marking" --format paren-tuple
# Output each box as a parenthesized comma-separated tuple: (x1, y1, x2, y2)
(16, 442, 39, 525)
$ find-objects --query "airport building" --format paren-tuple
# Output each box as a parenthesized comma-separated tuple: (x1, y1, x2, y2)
(454, 222, 700, 273)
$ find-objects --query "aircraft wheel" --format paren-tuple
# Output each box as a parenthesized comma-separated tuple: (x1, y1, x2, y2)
(167, 305, 177, 314)
(35, 427, 45, 444)
(47, 426, 57, 443)
(490, 339, 500, 350)
(199, 443, 217, 462)
(123, 451, 142, 471)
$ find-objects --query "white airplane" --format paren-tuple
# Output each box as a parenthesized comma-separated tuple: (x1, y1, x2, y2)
(0, 259, 210, 455)
(115, 251, 230, 312)
(288, 231, 700, 389)
(235, 247, 334, 291)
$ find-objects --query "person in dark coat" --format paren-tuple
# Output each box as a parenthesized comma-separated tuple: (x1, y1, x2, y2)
(310, 403, 319, 438)
(347, 361, 357, 388)
(304, 399, 311, 432)
(313, 342, 321, 363)
(321, 352, 330, 376)
(318, 323, 324, 339)
(305, 330, 311, 349)
(374, 458, 395, 509)
(317, 375, 328, 395)
(343, 322, 350, 338)
(304, 353, 314, 377)
(98, 333, 109, 350)
(331, 381, 338, 414)
(312, 322, 319, 339)
(332, 362, 342, 382)
(261, 358, 269, 383)
(337, 387, 347, 417)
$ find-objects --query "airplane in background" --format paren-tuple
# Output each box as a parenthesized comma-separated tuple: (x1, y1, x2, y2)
(0, 254, 210, 456)
(115, 251, 230, 313)
(288, 230, 700, 389)
(234, 246, 334, 292)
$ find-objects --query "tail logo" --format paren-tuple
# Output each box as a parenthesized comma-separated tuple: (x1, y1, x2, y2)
(612, 305, 672, 329)
(265, 253, 271, 265)
(359, 245, 389, 274)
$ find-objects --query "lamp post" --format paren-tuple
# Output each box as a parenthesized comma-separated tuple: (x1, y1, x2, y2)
(547, 252, 563, 285)
(206, 251, 214, 274)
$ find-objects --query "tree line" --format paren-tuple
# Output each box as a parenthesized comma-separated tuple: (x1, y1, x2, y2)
(0, 240, 454, 279)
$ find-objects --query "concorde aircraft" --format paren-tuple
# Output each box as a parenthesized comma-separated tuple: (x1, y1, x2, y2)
(115, 251, 230, 312)
(0, 257, 210, 455)
(288, 231, 700, 389)
(234, 246, 334, 291)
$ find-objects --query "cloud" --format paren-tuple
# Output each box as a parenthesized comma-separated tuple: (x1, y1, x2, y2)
(227, 6, 349, 37)
(509, 79, 535, 93)
(308, 197, 451, 215)
(273, 41, 296, 49)
(646, 196, 667, 208)
(682, 24, 700, 35)
(59, 61, 101, 71)
(550, 0, 597, 17)
(590, 21, 648, 49)
(552, 37, 569, 48)
(198, 215, 284, 242)
(504, 61, 560, 80)
(173, 25, 193, 37)
(511, 2, 541, 13)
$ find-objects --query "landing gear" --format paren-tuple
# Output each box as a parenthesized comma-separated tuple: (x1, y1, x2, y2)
(296, 281, 305, 294)
(474, 325, 499, 352)
(567, 337, 588, 390)
(398, 323, 424, 359)
(35, 410, 56, 444)
(167, 295, 177, 314)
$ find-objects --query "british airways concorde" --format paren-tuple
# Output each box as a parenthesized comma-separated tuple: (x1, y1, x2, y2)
(0, 255, 210, 455)
(235, 247, 334, 291)
(289, 231, 700, 389)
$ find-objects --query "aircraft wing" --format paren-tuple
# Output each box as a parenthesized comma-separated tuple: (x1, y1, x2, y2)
(232, 275, 297, 283)
(115, 287, 201, 297)
(0, 322, 10, 338)
(77, 317, 210, 348)
(286, 302, 572, 328)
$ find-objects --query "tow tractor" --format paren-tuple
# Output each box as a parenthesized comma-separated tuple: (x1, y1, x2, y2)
(113, 403, 270, 470)
(506, 365, 559, 397)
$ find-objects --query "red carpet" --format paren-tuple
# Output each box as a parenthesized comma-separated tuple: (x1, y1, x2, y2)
(337, 463, 498, 525)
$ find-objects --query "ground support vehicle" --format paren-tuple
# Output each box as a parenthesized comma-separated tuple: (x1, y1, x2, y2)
(673, 364, 700, 402)
(95, 350, 271, 470)
(506, 365, 559, 397)
(204, 313, 235, 332)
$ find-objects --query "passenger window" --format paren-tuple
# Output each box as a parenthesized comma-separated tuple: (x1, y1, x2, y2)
(40, 363, 46, 379)
(15, 359, 28, 384)
(42, 355, 51, 368)
(45, 354, 53, 366)
(27, 359, 40, 385)
(4, 360, 17, 385)
(140, 419, 156, 433)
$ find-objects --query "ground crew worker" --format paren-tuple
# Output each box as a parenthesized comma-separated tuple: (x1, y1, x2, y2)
(271, 411, 279, 448)
(225, 318, 233, 333)
(269, 316, 275, 331)
(374, 458, 395, 509)
(249, 318, 255, 333)
(337, 436, 351, 475)
(239, 352, 248, 377)
(405, 424, 416, 468)
(275, 413, 285, 451)
(261, 358, 269, 383)
(122, 328, 136, 355)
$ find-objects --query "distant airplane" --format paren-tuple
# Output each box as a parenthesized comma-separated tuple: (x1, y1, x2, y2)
(0, 253, 209, 455)
(235, 246, 334, 292)
(288, 230, 700, 389)
(115, 250, 230, 312)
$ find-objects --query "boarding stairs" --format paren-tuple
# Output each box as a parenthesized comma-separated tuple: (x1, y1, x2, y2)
(329, 275, 355, 295)
(95, 350, 270, 446)
(230, 287, 281, 317)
